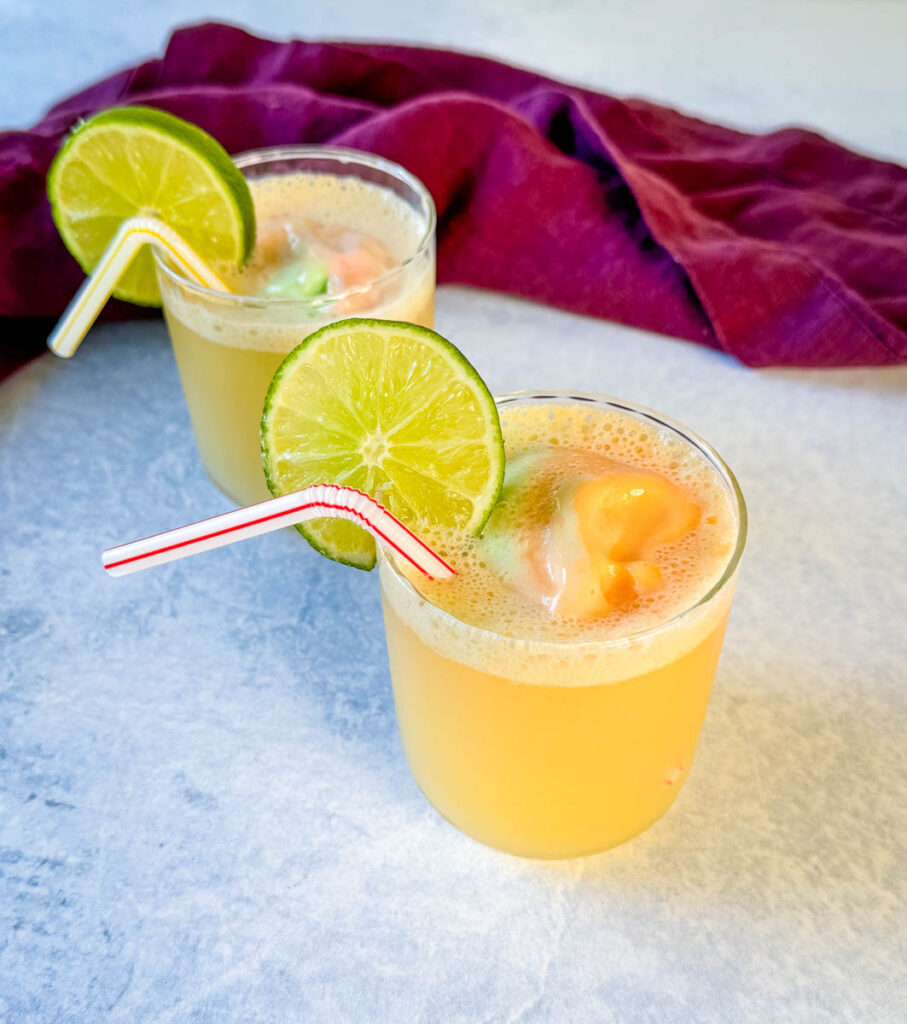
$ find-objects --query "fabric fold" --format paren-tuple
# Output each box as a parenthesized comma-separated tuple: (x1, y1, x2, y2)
(1, 20, 906, 376)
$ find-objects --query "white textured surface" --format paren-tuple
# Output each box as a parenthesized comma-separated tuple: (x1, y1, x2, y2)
(2, 2, 907, 1021)
(2, 296, 906, 1023)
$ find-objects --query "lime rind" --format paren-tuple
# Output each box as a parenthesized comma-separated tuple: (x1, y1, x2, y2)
(47, 105, 255, 306)
(261, 319, 505, 570)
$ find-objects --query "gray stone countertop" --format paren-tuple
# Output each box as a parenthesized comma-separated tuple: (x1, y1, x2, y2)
(2, 291, 906, 1023)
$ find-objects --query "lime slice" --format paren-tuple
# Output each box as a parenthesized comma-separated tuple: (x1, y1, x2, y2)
(47, 106, 255, 306)
(261, 319, 505, 570)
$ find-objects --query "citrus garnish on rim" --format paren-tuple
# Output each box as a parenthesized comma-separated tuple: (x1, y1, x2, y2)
(261, 319, 505, 569)
(47, 105, 255, 305)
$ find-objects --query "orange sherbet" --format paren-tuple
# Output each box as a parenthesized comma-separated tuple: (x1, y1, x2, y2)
(484, 451, 702, 620)
(553, 472, 701, 617)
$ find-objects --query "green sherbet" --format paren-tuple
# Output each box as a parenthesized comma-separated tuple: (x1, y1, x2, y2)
(263, 254, 329, 299)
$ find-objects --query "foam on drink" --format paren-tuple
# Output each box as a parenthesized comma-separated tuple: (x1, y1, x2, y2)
(382, 401, 740, 684)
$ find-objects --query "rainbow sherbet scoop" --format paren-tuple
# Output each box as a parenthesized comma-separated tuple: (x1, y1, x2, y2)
(481, 450, 701, 619)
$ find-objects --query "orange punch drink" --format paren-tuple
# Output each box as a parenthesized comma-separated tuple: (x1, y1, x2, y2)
(156, 147, 436, 506)
(378, 392, 746, 858)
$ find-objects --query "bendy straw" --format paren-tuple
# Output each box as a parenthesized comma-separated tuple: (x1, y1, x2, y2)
(48, 216, 229, 359)
(102, 484, 456, 580)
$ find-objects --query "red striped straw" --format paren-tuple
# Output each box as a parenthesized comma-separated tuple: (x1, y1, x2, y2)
(102, 484, 455, 579)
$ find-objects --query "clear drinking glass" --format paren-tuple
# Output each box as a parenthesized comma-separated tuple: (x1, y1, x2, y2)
(155, 146, 437, 505)
(378, 391, 747, 859)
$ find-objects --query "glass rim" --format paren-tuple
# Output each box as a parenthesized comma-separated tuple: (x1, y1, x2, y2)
(380, 389, 748, 653)
(153, 144, 437, 307)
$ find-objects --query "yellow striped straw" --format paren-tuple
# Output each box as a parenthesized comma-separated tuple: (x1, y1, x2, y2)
(48, 216, 230, 359)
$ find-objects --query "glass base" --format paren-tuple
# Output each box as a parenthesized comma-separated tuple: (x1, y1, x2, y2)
(412, 774, 685, 859)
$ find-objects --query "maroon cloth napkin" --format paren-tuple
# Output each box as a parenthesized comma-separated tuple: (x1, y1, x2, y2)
(2, 21, 907, 382)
